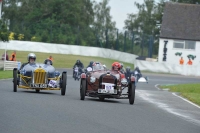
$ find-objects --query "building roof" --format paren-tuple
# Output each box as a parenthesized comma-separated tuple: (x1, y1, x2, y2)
(160, 2, 200, 41)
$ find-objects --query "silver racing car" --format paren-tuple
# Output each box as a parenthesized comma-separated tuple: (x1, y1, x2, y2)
(13, 59, 67, 95)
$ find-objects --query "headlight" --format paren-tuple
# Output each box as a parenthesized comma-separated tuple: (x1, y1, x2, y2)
(121, 78, 127, 85)
(90, 76, 96, 83)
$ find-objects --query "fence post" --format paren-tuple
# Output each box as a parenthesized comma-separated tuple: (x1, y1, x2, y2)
(76, 26, 79, 45)
(149, 35, 153, 58)
(115, 29, 119, 50)
(132, 31, 134, 54)
(50, 25, 52, 43)
(124, 31, 126, 52)
(96, 33, 98, 47)
(141, 34, 144, 56)
(105, 29, 108, 48)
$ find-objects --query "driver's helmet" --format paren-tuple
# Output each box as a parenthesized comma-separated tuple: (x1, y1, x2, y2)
(112, 62, 121, 71)
(44, 59, 53, 65)
(27, 53, 36, 63)
(126, 66, 131, 72)
(89, 61, 94, 65)
(76, 59, 81, 64)
(135, 66, 139, 71)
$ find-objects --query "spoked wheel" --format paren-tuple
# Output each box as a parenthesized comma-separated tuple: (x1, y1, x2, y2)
(128, 82, 135, 105)
(13, 68, 18, 92)
(74, 72, 78, 81)
(80, 79, 86, 100)
(74, 74, 77, 81)
(61, 72, 67, 96)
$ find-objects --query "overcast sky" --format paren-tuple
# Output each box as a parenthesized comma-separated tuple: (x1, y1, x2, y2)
(94, 0, 160, 30)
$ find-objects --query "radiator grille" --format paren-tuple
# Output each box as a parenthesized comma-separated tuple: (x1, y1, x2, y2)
(34, 69, 46, 83)
(102, 75, 115, 84)
(99, 74, 117, 89)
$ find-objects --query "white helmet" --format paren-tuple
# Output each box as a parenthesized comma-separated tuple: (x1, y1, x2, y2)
(27, 53, 36, 62)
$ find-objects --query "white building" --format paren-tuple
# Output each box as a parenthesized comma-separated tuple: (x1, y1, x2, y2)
(158, 2, 200, 66)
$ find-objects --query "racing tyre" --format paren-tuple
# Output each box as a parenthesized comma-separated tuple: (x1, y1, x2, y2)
(129, 82, 135, 105)
(99, 97, 105, 101)
(13, 68, 18, 92)
(80, 79, 86, 100)
(36, 89, 40, 93)
(61, 72, 67, 96)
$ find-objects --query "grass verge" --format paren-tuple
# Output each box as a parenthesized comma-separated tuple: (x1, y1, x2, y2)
(0, 70, 13, 79)
(159, 84, 200, 106)
(0, 50, 134, 79)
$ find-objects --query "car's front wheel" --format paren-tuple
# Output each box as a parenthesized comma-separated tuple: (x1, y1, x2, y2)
(61, 72, 67, 96)
(128, 82, 135, 105)
(80, 79, 86, 100)
(13, 68, 18, 92)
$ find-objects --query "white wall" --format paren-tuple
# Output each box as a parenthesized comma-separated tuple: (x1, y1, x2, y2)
(135, 59, 200, 76)
(1, 40, 200, 76)
(0, 40, 138, 64)
(158, 38, 200, 66)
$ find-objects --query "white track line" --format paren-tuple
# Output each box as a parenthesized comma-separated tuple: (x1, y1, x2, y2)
(172, 93, 200, 109)
(155, 84, 200, 109)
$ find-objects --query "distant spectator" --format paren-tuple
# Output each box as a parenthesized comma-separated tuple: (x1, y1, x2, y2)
(10, 51, 16, 61)
(1, 51, 9, 61)
(48, 55, 53, 61)
(187, 59, 192, 65)
(179, 57, 184, 65)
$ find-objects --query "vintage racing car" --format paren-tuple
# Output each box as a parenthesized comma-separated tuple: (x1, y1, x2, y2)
(13, 59, 67, 95)
(79, 62, 147, 105)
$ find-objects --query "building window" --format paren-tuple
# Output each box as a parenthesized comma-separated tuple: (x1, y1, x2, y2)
(185, 41, 196, 49)
(173, 40, 184, 48)
(173, 40, 196, 50)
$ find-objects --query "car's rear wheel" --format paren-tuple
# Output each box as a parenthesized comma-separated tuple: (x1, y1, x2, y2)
(80, 79, 86, 100)
(61, 72, 67, 96)
(13, 68, 18, 92)
(129, 82, 135, 105)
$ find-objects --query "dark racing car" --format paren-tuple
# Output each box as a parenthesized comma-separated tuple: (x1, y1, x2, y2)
(79, 62, 147, 105)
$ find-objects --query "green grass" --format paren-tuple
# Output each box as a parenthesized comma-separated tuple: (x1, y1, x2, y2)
(0, 70, 13, 79)
(159, 84, 200, 106)
(0, 49, 134, 79)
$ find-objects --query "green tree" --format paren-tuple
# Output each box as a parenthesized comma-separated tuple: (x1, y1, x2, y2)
(92, 0, 116, 48)
(170, 0, 200, 4)
(0, 20, 9, 42)
(124, 0, 158, 55)
(2, 0, 95, 45)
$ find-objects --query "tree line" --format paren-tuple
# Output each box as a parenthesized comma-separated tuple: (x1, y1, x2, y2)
(0, 0, 199, 56)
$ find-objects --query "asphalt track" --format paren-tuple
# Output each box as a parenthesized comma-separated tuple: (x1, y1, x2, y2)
(0, 69, 200, 133)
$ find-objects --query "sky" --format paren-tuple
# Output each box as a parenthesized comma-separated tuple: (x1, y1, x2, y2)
(94, 0, 143, 30)
(94, 0, 160, 30)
